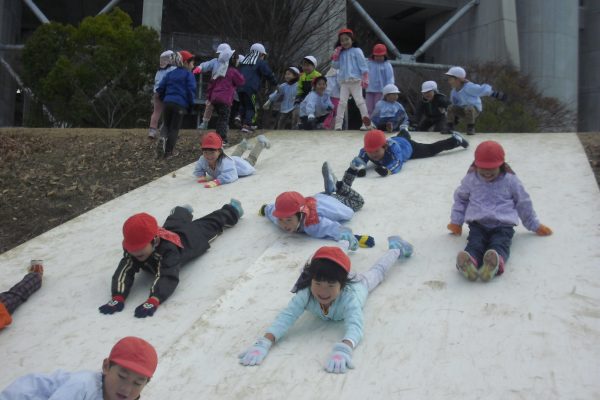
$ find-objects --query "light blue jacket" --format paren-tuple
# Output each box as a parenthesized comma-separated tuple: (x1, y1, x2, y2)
(0, 370, 102, 399)
(332, 47, 368, 83)
(266, 282, 368, 346)
(268, 82, 298, 114)
(450, 81, 493, 112)
(153, 66, 176, 92)
(370, 100, 409, 128)
(193, 154, 255, 184)
(366, 60, 394, 93)
(358, 137, 413, 174)
(299, 91, 334, 118)
(199, 58, 218, 72)
(265, 193, 354, 240)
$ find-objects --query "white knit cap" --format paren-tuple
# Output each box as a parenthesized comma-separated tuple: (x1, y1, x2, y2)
(421, 80, 438, 93)
(303, 55, 317, 68)
(445, 66, 466, 79)
(382, 84, 401, 97)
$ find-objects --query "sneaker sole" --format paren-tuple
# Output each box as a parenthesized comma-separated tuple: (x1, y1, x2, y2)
(480, 250, 499, 282)
(457, 251, 478, 281)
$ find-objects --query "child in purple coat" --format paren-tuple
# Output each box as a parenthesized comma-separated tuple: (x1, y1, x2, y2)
(448, 141, 553, 281)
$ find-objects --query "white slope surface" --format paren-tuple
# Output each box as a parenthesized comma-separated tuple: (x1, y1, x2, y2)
(1, 131, 599, 399)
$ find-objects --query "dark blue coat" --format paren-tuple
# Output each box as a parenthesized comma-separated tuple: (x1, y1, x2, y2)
(157, 67, 196, 108)
(238, 60, 277, 94)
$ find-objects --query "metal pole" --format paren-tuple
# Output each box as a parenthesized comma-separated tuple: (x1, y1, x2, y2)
(347, 0, 405, 60)
(97, 0, 122, 15)
(412, 0, 480, 61)
(22, 0, 49, 24)
(388, 59, 453, 70)
(0, 44, 25, 50)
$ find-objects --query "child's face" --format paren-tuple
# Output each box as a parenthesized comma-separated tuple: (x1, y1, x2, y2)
(314, 80, 327, 94)
(277, 215, 300, 233)
(284, 70, 295, 82)
(373, 55, 385, 62)
(202, 148, 221, 164)
(366, 146, 386, 161)
(447, 76, 461, 89)
(339, 34, 353, 49)
(422, 90, 435, 101)
(385, 93, 398, 102)
(477, 167, 501, 182)
(128, 242, 154, 262)
(311, 279, 341, 306)
(102, 360, 149, 400)
(302, 61, 314, 74)
(185, 60, 195, 71)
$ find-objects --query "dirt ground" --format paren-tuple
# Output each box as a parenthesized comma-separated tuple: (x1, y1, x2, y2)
(1, 128, 599, 254)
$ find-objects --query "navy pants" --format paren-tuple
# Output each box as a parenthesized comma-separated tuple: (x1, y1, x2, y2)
(465, 222, 515, 274)
(0, 273, 42, 314)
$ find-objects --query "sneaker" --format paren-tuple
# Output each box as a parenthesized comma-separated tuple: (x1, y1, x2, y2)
(456, 251, 478, 281)
(156, 137, 166, 159)
(452, 131, 469, 148)
(466, 124, 475, 135)
(322, 161, 337, 195)
(480, 249, 500, 282)
(359, 124, 370, 131)
(229, 198, 244, 218)
(148, 128, 158, 139)
(28, 262, 44, 275)
(350, 156, 366, 172)
(335, 127, 343, 131)
(361, 116, 372, 129)
(387, 236, 413, 258)
(165, 150, 180, 159)
(256, 134, 271, 149)
(241, 125, 252, 134)
(198, 120, 209, 130)
(396, 128, 411, 140)
(234, 116, 242, 128)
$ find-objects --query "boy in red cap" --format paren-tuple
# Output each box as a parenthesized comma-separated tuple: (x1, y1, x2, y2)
(354, 128, 468, 177)
(239, 236, 413, 374)
(0, 336, 157, 399)
(99, 200, 243, 318)
(448, 140, 552, 281)
(0, 262, 43, 330)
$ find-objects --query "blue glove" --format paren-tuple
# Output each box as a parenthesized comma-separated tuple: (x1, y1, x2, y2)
(239, 337, 273, 366)
(339, 231, 359, 251)
(325, 342, 354, 374)
(134, 297, 160, 318)
(98, 295, 125, 315)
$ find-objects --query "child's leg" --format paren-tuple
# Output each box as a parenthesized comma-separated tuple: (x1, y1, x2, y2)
(214, 103, 231, 142)
(483, 226, 515, 277)
(164, 206, 194, 226)
(191, 203, 241, 241)
(348, 81, 369, 119)
(164, 103, 185, 154)
(202, 100, 214, 123)
(0, 273, 42, 314)
(407, 135, 463, 159)
(365, 92, 377, 115)
(245, 135, 270, 166)
(335, 83, 351, 129)
(230, 140, 248, 157)
(464, 106, 480, 134)
(323, 98, 339, 129)
(464, 222, 490, 267)
(356, 249, 401, 293)
(330, 169, 364, 211)
(149, 93, 164, 130)
(444, 105, 464, 133)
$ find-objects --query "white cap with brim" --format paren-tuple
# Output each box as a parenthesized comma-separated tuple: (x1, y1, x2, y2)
(303, 55, 317, 68)
(382, 84, 401, 97)
(421, 80, 438, 92)
(250, 43, 267, 55)
(216, 43, 232, 54)
(444, 66, 466, 79)
(160, 50, 174, 58)
(288, 66, 300, 75)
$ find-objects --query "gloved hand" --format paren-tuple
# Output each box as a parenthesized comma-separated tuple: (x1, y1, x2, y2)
(134, 297, 160, 318)
(192, 66, 202, 75)
(294, 96, 302, 106)
(491, 90, 507, 101)
(331, 46, 342, 61)
(308, 114, 315, 121)
(98, 295, 125, 315)
(447, 223, 462, 236)
(536, 224, 553, 236)
(325, 342, 354, 374)
(340, 230, 359, 251)
(238, 337, 273, 366)
(375, 165, 391, 177)
(361, 72, 369, 89)
(204, 179, 221, 188)
(262, 100, 272, 110)
(258, 204, 267, 216)
(197, 176, 211, 183)
(355, 234, 375, 248)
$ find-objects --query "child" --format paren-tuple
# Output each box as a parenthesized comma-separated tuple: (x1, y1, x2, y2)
(298, 76, 334, 130)
(156, 50, 196, 158)
(237, 43, 277, 133)
(323, 67, 341, 129)
(197, 43, 233, 130)
(0, 261, 43, 330)
(205, 49, 245, 145)
(448, 140, 553, 281)
(263, 66, 300, 129)
(193, 131, 270, 188)
(366, 44, 395, 116)
(370, 84, 409, 133)
(98, 200, 243, 318)
(413, 80, 450, 132)
(331, 28, 372, 131)
(356, 129, 469, 177)
(0, 336, 157, 399)
(239, 237, 413, 373)
(260, 161, 372, 250)
(293, 56, 321, 128)
(148, 50, 176, 139)
(444, 66, 506, 135)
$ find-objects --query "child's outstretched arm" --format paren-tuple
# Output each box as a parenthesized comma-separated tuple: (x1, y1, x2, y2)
(193, 157, 208, 178)
(204, 158, 239, 188)
(463, 82, 493, 97)
(100, 254, 136, 315)
(510, 175, 552, 235)
(448, 177, 471, 235)
(326, 297, 363, 374)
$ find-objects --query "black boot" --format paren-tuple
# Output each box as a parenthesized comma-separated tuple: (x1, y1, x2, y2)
(466, 124, 476, 135)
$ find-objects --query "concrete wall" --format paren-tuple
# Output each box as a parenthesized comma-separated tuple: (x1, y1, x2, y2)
(579, 0, 600, 131)
(0, 0, 22, 126)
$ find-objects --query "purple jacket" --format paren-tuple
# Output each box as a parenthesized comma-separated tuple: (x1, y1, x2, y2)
(207, 68, 245, 106)
(450, 171, 541, 231)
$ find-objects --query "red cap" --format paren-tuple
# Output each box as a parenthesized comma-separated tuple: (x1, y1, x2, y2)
(122, 213, 158, 252)
(109, 336, 158, 378)
(372, 44, 387, 56)
(272, 191, 306, 218)
(179, 50, 194, 63)
(312, 246, 351, 273)
(474, 141, 505, 168)
(338, 28, 354, 37)
(363, 129, 387, 152)
(201, 132, 223, 149)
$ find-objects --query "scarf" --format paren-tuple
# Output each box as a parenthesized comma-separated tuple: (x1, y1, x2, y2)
(212, 49, 233, 80)
(157, 227, 183, 248)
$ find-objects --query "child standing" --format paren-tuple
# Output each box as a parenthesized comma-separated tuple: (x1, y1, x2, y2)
(331, 28, 372, 131)
(366, 44, 395, 116)
(355, 129, 469, 177)
(370, 84, 409, 134)
(0, 261, 43, 330)
(298, 76, 334, 130)
(98, 200, 243, 318)
(448, 141, 553, 281)
(263, 66, 300, 129)
(193, 131, 270, 188)
(148, 50, 176, 139)
(197, 43, 232, 130)
(239, 237, 413, 373)
(156, 50, 196, 158)
(444, 66, 506, 135)
(0, 336, 157, 399)
(205, 49, 245, 146)
(413, 80, 450, 132)
(237, 43, 277, 133)
(260, 161, 372, 251)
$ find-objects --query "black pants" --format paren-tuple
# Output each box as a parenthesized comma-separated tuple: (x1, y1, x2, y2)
(418, 116, 445, 132)
(162, 102, 187, 154)
(238, 92, 256, 125)
(212, 103, 231, 141)
(299, 115, 327, 130)
(397, 130, 459, 159)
